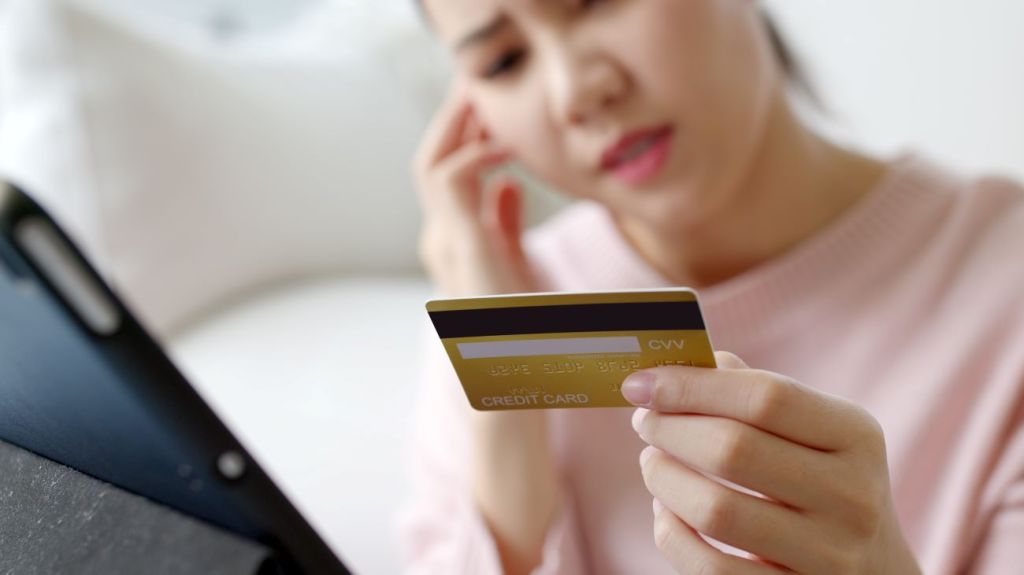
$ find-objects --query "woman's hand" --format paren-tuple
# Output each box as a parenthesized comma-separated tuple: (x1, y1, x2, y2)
(413, 84, 536, 297)
(414, 86, 558, 575)
(623, 351, 922, 575)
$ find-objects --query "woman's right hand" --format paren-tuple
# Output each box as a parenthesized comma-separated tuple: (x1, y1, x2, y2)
(413, 84, 538, 298)
(414, 86, 562, 575)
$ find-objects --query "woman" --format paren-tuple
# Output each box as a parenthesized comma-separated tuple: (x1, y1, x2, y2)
(401, 1, 1024, 573)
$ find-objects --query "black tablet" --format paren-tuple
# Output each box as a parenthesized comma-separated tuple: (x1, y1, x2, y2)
(0, 182, 350, 574)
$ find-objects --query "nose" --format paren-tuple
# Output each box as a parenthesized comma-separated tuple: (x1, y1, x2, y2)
(546, 44, 628, 127)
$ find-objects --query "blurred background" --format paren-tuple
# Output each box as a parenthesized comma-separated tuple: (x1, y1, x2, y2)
(0, 0, 1021, 573)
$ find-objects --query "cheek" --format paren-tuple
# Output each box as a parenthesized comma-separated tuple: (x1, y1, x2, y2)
(623, 1, 774, 160)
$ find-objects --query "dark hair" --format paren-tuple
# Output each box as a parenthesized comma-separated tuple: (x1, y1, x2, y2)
(760, 10, 820, 107)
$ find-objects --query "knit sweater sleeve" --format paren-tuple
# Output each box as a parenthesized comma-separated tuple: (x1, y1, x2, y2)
(966, 480, 1024, 573)
(964, 327, 1024, 575)
(398, 325, 589, 574)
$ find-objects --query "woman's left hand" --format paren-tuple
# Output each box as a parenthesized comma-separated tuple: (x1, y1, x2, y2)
(622, 351, 922, 575)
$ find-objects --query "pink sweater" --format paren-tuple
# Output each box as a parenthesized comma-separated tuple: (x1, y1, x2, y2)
(399, 155, 1024, 574)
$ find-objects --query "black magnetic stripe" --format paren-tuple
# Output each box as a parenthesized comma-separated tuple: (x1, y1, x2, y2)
(428, 301, 705, 338)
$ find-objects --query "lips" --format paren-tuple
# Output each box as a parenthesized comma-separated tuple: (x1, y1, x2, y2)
(600, 126, 675, 186)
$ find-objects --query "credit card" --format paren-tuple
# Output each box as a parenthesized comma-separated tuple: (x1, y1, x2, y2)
(425, 289, 716, 410)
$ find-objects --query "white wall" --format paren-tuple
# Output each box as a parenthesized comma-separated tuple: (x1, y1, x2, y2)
(69, 0, 320, 35)
(768, 0, 1024, 180)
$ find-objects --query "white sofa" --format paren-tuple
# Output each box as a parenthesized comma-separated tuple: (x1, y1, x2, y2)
(0, 1, 446, 573)
(170, 276, 432, 574)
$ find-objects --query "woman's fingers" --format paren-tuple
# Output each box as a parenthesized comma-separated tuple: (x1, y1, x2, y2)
(414, 85, 475, 176)
(643, 447, 831, 574)
(651, 497, 786, 575)
(412, 83, 535, 297)
(426, 142, 511, 214)
(414, 82, 516, 221)
(481, 177, 526, 260)
(632, 411, 836, 511)
(624, 364, 869, 451)
(628, 353, 911, 574)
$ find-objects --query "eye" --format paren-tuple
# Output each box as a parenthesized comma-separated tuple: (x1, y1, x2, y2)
(482, 49, 527, 79)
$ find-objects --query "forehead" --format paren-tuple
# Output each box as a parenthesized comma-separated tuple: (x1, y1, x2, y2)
(424, 0, 544, 45)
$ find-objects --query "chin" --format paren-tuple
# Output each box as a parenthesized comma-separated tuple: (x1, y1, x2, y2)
(618, 182, 714, 228)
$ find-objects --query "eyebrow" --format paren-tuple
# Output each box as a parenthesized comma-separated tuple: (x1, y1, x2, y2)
(455, 15, 509, 51)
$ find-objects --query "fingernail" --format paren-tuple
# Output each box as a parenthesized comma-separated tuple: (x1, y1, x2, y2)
(639, 445, 656, 467)
(621, 372, 655, 406)
(652, 498, 665, 517)
(631, 408, 648, 432)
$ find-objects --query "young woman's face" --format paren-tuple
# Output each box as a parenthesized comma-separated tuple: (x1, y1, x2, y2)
(425, 0, 782, 228)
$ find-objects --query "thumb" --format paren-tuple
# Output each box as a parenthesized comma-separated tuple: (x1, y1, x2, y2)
(714, 350, 749, 369)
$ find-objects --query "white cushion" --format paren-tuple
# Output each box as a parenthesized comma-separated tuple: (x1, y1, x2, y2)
(0, 0, 448, 335)
(168, 274, 433, 575)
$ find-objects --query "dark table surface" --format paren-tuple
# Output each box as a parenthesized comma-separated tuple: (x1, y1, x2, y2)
(0, 439, 271, 574)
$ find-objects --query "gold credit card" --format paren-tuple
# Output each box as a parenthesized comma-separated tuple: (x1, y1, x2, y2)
(426, 289, 716, 410)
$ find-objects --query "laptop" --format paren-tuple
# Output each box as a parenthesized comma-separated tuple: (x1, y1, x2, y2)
(0, 182, 350, 574)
